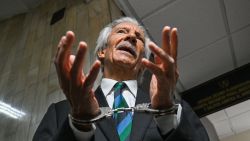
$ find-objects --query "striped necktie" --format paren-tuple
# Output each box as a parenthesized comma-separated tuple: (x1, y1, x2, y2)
(113, 82, 132, 141)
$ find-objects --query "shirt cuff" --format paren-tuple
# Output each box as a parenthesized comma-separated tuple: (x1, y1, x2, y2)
(68, 117, 96, 141)
(154, 104, 182, 135)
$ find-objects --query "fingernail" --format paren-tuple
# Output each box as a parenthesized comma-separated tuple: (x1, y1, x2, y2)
(62, 36, 67, 44)
(164, 26, 171, 30)
(79, 41, 87, 47)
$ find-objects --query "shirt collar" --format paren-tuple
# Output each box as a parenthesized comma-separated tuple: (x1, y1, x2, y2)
(101, 78, 137, 97)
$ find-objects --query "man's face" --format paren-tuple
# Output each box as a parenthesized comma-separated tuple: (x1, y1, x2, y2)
(101, 22, 145, 73)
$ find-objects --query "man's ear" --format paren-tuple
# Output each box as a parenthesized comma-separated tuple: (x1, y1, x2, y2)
(97, 49, 106, 61)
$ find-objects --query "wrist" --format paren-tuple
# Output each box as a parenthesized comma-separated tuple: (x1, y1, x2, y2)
(68, 107, 109, 125)
(151, 99, 174, 110)
(69, 114, 95, 132)
(71, 108, 100, 120)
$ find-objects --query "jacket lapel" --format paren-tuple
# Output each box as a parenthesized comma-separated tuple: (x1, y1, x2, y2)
(130, 88, 153, 141)
(95, 87, 120, 141)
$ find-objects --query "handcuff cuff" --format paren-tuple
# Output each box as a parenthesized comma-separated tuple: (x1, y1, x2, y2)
(69, 103, 179, 125)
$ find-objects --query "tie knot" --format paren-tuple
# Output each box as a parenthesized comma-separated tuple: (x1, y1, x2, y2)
(114, 82, 126, 92)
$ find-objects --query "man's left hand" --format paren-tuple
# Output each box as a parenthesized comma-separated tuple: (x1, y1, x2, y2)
(142, 26, 179, 109)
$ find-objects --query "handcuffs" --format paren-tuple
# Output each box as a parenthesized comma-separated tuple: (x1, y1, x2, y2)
(69, 103, 179, 125)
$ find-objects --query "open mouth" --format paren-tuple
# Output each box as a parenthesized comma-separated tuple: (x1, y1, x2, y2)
(116, 41, 137, 57)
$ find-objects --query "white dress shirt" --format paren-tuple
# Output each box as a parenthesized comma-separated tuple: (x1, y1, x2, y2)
(69, 78, 182, 140)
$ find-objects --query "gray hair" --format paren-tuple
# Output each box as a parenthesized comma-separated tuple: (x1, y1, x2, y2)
(95, 17, 151, 59)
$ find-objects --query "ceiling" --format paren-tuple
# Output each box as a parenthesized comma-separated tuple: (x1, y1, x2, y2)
(0, 0, 47, 21)
(0, 0, 250, 140)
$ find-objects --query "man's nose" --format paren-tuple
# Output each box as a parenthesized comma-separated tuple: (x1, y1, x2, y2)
(125, 33, 137, 45)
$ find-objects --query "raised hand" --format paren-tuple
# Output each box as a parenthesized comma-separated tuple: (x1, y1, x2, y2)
(54, 31, 101, 120)
(142, 26, 179, 109)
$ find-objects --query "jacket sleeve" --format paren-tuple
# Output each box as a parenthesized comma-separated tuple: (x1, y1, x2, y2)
(32, 102, 78, 141)
(165, 100, 210, 141)
(33, 103, 58, 141)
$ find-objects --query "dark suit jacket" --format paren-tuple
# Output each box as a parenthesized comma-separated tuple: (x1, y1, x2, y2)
(33, 86, 209, 141)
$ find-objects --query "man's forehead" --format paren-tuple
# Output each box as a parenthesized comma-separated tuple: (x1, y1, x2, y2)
(113, 22, 144, 34)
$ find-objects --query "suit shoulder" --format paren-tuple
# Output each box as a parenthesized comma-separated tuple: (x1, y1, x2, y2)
(51, 100, 71, 120)
(54, 100, 70, 107)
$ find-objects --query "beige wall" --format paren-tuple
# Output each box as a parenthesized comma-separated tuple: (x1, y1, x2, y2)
(0, 0, 121, 140)
(221, 129, 250, 141)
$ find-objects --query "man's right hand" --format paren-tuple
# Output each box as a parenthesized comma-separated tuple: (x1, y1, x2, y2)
(54, 31, 101, 125)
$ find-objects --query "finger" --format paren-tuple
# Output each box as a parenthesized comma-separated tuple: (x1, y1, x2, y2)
(69, 55, 76, 75)
(83, 60, 101, 90)
(154, 55, 162, 65)
(170, 28, 178, 82)
(58, 31, 75, 66)
(149, 42, 176, 79)
(175, 69, 179, 82)
(162, 26, 171, 54)
(55, 36, 65, 60)
(55, 36, 66, 64)
(70, 42, 87, 85)
(69, 55, 76, 65)
(149, 42, 174, 65)
(54, 37, 67, 89)
(142, 58, 162, 76)
(170, 28, 178, 62)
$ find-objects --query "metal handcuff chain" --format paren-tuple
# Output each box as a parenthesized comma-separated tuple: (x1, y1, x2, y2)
(69, 103, 179, 125)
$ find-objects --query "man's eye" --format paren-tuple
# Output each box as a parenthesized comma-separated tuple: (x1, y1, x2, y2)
(138, 37, 144, 43)
(117, 29, 127, 34)
(136, 36, 145, 43)
(135, 32, 144, 43)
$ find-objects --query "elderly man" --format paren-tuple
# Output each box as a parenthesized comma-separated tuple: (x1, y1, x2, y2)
(33, 17, 209, 141)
